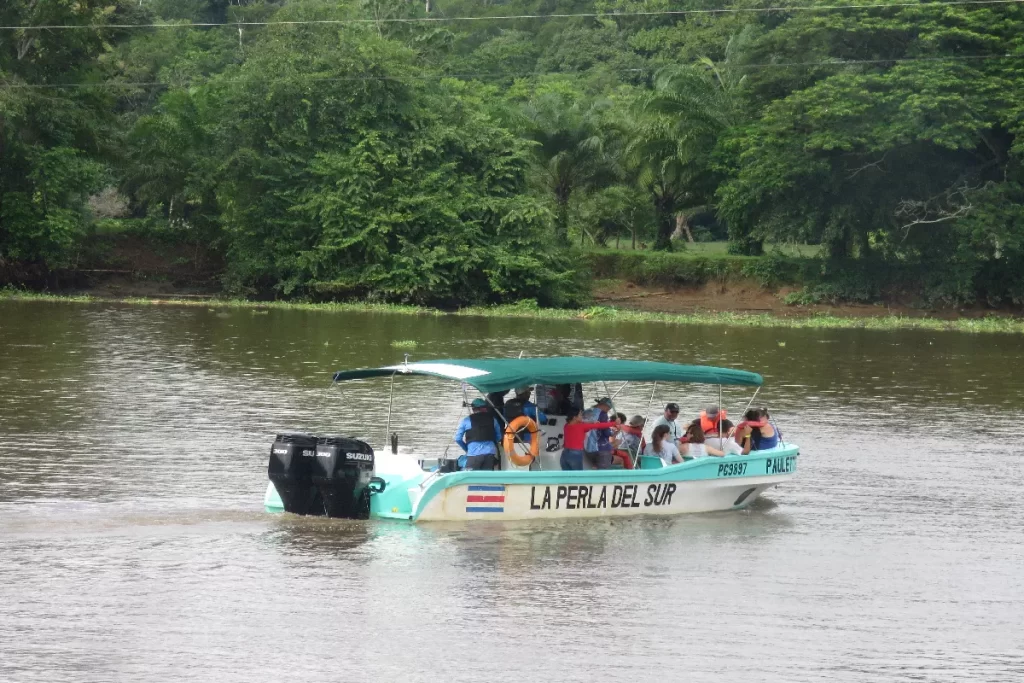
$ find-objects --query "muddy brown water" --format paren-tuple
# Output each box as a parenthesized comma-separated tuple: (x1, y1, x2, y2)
(1, 301, 1022, 682)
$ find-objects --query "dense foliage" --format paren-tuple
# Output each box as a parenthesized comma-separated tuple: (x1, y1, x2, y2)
(2, 0, 1023, 305)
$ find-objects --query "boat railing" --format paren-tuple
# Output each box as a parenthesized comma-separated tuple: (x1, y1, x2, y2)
(418, 469, 444, 490)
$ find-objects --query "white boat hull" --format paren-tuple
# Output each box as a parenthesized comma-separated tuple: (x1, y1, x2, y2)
(414, 473, 789, 521)
(265, 446, 800, 523)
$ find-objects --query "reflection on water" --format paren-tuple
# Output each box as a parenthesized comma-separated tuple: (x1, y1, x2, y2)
(1, 301, 1023, 682)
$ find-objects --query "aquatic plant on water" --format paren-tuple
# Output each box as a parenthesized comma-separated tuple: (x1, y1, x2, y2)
(2, 290, 1023, 335)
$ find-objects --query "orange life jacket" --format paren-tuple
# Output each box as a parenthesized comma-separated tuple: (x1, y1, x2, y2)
(700, 409, 726, 435)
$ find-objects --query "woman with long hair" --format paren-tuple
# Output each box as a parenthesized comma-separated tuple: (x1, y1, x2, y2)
(738, 408, 779, 451)
(642, 424, 682, 465)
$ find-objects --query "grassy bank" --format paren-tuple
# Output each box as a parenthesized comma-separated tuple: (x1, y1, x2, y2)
(583, 247, 809, 289)
(3, 289, 1023, 334)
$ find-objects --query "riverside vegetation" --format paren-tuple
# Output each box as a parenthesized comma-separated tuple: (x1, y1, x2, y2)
(2, 0, 1024, 311)
(4, 288, 1024, 334)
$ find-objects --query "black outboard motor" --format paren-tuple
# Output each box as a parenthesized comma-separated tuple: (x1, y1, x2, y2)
(268, 433, 320, 515)
(312, 436, 376, 519)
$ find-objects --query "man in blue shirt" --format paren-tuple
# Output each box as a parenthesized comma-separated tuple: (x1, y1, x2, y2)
(501, 387, 548, 450)
(503, 387, 548, 438)
(454, 398, 503, 470)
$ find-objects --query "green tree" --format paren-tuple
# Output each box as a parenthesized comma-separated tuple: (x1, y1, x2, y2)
(577, 184, 652, 248)
(718, 4, 1024, 266)
(0, 1, 143, 269)
(202, 18, 573, 304)
(628, 56, 742, 251)
(519, 92, 617, 243)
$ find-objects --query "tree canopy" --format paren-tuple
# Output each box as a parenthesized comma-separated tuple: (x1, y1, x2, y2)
(2, 0, 1023, 305)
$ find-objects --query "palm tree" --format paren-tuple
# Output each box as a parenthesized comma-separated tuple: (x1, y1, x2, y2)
(624, 116, 689, 252)
(628, 34, 748, 250)
(520, 93, 617, 243)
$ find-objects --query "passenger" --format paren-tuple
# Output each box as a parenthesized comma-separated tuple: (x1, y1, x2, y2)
(699, 404, 727, 441)
(562, 408, 617, 471)
(537, 384, 558, 415)
(733, 420, 754, 455)
(740, 408, 780, 450)
(651, 402, 683, 443)
(610, 413, 629, 469)
(622, 416, 646, 452)
(485, 391, 508, 426)
(680, 422, 724, 459)
(703, 417, 737, 452)
(613, 415, 645, 469)
(713, 419, 745, 455)
(504, 386, 549, 447)
(583, 408, 602, 466)
(585, 397, 616, 469)
(642, 424, 682, 465)
(454, 398, 503, 470)
(552, 383, 584, 417)
(504, 386, 549, 428)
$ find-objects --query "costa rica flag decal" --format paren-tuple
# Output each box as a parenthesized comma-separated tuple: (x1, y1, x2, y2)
(465, 485, 505, 513)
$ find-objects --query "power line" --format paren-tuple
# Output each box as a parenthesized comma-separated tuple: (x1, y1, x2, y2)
(2, 53, 1021, 90)
(1, 0, 1022, 31)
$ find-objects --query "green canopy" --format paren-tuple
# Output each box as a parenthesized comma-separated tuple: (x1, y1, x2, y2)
(332, 357, 762, 392)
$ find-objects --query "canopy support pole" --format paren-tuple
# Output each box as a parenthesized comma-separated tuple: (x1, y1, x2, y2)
(640, 381, 658, 458)
(741, 386, 761, 418)
(313, 380, 337, 431)
(442, 383, 472, 461)
(532, 383, 542, 471)
(483, 393, 511, 430)
(768, 409, 784, 447)
(610, 381, 630, 401)
(718, 384, 723, 444)
(384, 372, 396, 446)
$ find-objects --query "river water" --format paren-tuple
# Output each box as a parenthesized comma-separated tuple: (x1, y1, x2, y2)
(1, 300, 1022, 682)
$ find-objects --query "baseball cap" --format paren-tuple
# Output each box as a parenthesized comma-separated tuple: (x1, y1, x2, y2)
(706, 405, 720, 418)
(593, 396, 612, 407)
(470, 398, 488, 409)
(665, 402, 680, 412)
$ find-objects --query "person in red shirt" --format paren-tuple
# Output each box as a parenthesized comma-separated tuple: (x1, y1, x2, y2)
(561, 409, 618, 471)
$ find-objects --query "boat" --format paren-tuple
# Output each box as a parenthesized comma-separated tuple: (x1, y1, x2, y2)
(263, 357, 799, 522)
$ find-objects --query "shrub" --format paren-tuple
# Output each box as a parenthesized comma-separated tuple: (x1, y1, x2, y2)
(740, 253, 805, 287)
(584, 250, 751, 287)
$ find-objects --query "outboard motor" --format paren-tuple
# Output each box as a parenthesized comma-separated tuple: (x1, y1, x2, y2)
(312, 436, 375, 519)
(268, 433, 320, 515)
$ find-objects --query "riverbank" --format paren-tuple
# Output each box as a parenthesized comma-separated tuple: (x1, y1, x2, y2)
(9, 233, 1020, 322)
(3, 289, 1022, 334)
